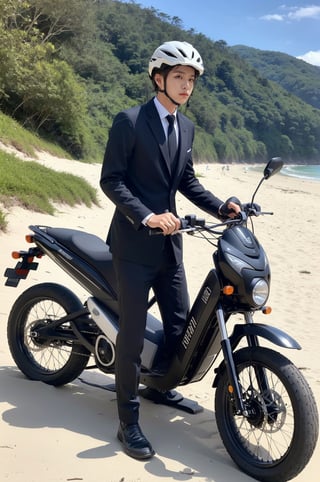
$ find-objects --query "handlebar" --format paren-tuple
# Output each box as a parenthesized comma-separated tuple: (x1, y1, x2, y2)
(148, 205, 273, 237)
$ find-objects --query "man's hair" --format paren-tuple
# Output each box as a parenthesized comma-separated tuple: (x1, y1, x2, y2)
(150, 64, 172, 91)
(150, 64, 199, 92)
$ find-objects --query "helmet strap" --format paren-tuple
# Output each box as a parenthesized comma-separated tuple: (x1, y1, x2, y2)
(158, 88, 181, 107)
(157, 75, 181, 107)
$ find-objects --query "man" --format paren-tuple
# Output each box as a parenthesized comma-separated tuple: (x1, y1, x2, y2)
(100, 41, 239, 460)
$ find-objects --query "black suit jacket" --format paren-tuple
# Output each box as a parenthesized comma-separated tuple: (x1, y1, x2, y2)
(100, 98, 223, 266)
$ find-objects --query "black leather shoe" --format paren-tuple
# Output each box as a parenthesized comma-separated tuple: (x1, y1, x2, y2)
(117, 423, 155, 460)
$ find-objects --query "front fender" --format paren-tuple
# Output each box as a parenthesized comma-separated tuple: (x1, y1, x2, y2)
(230, 323, 301, 350)
(212, 323, 301, 388)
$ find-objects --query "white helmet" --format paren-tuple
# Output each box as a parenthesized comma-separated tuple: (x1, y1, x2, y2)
(148, 41, 204, 77)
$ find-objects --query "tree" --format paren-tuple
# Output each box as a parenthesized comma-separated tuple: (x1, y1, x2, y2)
(28, 0, 93, 44)
(0, 0, 92, 157)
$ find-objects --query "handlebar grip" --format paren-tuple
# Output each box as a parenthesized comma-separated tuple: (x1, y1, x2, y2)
(148, 228, 163, 236)
(149, 215, 206, 235)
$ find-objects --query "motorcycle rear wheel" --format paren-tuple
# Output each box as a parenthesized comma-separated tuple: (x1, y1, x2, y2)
(7, 283, 90, 386)
(215, 346, 319, 482)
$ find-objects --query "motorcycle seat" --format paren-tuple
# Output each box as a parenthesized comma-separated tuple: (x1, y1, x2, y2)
(46, 227, 117, 291)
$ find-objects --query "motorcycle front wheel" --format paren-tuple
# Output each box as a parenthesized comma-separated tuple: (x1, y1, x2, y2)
(215, 346, 319, 482)
(7, 282, 90, 386)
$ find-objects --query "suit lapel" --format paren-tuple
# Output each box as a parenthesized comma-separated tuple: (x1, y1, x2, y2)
(145, 100, 191, 180)
(174, 112, 189, 178)
(145, 99, 172, 175)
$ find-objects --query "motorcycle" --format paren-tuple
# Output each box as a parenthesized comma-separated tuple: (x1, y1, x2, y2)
(4, 157, 319, 481)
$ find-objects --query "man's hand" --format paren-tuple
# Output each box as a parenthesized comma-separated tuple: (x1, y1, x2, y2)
(219, 196, 242, 219)
(147, 212, 181, 234)
(226, 201, 241, 218)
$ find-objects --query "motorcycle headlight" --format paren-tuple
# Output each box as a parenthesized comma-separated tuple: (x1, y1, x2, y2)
(252, 279, 269, 306)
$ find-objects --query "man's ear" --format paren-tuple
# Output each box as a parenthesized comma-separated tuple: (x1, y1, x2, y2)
(154, 73, 164, 90)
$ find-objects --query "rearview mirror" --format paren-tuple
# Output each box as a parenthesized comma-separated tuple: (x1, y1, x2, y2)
(264, 157, 283, 180)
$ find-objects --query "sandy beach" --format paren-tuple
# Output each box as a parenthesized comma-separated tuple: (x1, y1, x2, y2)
(0, 150, 319, 481)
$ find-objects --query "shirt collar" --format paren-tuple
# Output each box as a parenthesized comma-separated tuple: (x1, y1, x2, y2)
(153, 97, 177, 121)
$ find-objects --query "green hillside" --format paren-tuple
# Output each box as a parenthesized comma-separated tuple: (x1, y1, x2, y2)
(232, 45, 320, 110)
(1, 0, 320, 164)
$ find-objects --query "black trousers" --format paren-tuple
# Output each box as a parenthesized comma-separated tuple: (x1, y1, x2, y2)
(113, 244, 189, 424)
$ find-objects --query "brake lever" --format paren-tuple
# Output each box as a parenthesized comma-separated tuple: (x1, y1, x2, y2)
(170, 227, 197, 235)
(245, 208, 274, 216)
(260, 211, 274, 216)
(149, 226, 197, 236)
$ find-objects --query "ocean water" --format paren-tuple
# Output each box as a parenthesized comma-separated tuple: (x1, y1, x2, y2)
(281, 164, 320, 182)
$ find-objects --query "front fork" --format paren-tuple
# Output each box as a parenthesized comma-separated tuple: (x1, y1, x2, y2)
(216, 304, 247, 415)
(217, 306, 268, 416)
(243, 311, 272, 396)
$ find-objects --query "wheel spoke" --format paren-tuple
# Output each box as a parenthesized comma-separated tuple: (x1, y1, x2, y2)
(215, 347, 319, 481)
(235, 363, 294, 462)
(8, 283, 90, 386)
(24, 299, 72, 372)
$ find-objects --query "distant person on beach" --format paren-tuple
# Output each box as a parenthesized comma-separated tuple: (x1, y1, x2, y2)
(100, 40, 240, 460)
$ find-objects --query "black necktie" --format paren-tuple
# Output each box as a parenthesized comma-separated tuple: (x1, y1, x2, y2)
(166, 114, 178, 163)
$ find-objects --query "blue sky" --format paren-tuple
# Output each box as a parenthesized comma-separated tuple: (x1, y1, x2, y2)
(133, 1, 320, 66)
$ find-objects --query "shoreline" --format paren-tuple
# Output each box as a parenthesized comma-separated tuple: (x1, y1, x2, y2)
(280, 163, 320, 182)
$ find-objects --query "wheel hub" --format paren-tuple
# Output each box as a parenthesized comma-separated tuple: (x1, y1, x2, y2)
(244, 389, 285, 430)
(30, 320, 52, 347)
(245, 397, 265, 428)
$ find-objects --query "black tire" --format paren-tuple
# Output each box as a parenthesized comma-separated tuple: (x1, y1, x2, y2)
(7, 283, 90, 386)
(215, 346, 319, 482)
